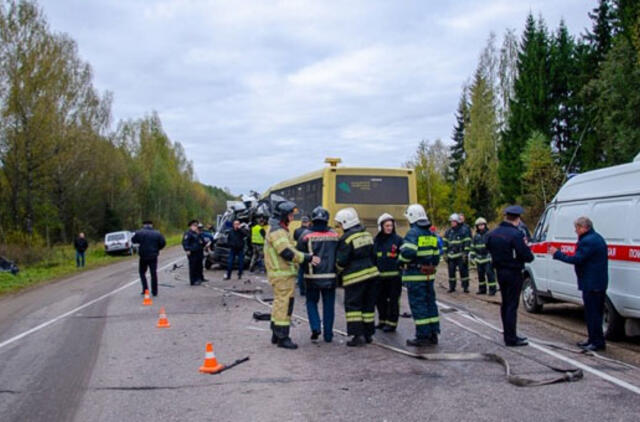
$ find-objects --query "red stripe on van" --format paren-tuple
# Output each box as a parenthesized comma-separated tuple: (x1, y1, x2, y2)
(529, 242, 640, 263)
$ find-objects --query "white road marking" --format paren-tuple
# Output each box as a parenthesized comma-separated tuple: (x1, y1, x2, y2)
(0, 257, 184, 352)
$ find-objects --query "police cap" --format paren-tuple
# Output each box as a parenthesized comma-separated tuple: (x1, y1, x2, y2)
(504, 205, 524, 216)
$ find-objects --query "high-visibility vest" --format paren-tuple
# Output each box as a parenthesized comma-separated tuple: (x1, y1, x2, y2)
(252, 224, 266, 245)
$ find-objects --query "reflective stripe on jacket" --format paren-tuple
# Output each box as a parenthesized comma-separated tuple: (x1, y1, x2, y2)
(443, 226, 471, 258)
(399, 223, 440, 282)
(264, 219, 308, 281)
(471, 229, 491, 264)
(336, 225, 379, 286)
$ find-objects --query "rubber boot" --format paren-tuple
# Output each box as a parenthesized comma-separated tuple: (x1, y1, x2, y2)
(310, 330, 321, 340)
(365, 335, 373, 344)
(347, 335, 365, 347)
(277, 337, 298, 349)
(406, 338, 430, 347)
(271, 333, 278, 345)
(382, 325, 396, 333)
(429, 333, 439, 345)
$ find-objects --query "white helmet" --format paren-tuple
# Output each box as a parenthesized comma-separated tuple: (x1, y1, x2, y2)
(377, 213, 394, 230)
(405, 204, 429, 224)
(335, 207, 360, 230)
(475, 217, 487, 226)
(449, 213, 461, 223)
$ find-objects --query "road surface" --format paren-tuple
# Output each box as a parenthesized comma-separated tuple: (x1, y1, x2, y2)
(1, 250, 639, 421)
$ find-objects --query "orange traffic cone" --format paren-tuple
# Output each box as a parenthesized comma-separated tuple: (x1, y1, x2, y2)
(157, 307, 171, 328)
(199, 342, 224, 374)
(142, 289, 152, 306)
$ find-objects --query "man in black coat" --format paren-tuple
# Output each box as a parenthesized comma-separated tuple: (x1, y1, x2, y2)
(132, 220, 166, 296)
(486, 206, 534, 347)
(550, 216, 609, 351)
(183, 219, 204, 286)
(225, 219, 248, 280)
(74, 232, 89, 268)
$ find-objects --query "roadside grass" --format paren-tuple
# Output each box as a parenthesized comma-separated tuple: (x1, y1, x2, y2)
(0, 233, 183, 296)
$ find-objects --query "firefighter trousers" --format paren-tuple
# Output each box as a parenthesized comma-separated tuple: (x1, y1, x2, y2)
(270, 276, 295, 340)
(447, 257, 469, 290)
(406, 281, 440, 338)
(476, 261, 496, 293)
(344, 279, 378, 337)
(376, 276, 402, 327)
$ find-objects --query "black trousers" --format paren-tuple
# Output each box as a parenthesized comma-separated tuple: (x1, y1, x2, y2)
(477, 261, 496, 293)
(376, 276, 402, 327)
(583, 290, 606, 347)
(344, 279, 378, 337)
(188, 253, 201, 285)
(139, 257, 158, 295)
(496, 268, 523, 345)
(195, 251, 205, 280)
(447, 257, 469, 290)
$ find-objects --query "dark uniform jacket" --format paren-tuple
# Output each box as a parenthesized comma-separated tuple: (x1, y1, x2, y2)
(553, 228, 608, 292)
(399, 222, 440, 281)
(227, 228, 248, 252)
(132, 228, 166, 259)
(374, 232, 403, 278)
(443, 225, 471, 259)
(471, 228, 491, 264)
(336, 225, 379, 286)
(296, 223, 339, 289)
(74, 237, 88, 253)
(182, 230, 203, 254)
(293, 226, 308, 242)
(486, 222, 534, 270)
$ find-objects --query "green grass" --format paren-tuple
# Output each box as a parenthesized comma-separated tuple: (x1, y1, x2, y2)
(0, 233, 183, 296)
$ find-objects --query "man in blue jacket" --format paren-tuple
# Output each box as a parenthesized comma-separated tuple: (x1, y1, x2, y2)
(550, 217, 609, 351)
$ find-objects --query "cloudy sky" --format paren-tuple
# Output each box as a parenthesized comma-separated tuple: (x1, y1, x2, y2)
(39, 0, 593, 194)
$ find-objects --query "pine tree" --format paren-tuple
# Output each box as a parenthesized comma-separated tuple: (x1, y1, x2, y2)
(498, 14, 552, 203)
(447, 87, 469, 183)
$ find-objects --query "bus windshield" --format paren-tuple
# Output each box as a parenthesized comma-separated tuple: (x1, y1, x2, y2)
(336, 175, 409, 205)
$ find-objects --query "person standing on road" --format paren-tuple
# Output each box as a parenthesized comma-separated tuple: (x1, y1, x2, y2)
(399, 204, 441, 347)
(486, 206, 534, 347)
(249, 217, 268, 273)
(374, 213, 403, 333)
(132, 221, 166, 296)
(225, 220, 248, 280)
(265, 196, 319, 349)
(297, 207, 339, 343)
(294, 216, 312, 296)
(183, 220, 204, 286)
(471, 218, 497, 296)
(549, 217, 609, 352)
(74, 232, 88, 268)
(443, 213, 471, 293)
(335, 208, 379, 347)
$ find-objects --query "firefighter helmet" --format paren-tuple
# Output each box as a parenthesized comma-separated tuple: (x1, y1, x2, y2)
(449, 213, 461, 223)
(334, 208, 360, 230)
(475, 217, 487, 226)
(405, 204, 429, 224)
(377, 213, 395, 230)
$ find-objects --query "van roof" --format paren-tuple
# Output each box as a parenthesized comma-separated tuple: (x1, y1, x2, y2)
(553, 157, 640, 203)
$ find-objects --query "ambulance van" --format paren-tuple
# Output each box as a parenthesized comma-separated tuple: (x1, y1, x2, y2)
(524, 153, 640, 339)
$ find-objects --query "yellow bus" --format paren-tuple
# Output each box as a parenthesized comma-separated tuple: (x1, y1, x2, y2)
(263, 158, 418, 235)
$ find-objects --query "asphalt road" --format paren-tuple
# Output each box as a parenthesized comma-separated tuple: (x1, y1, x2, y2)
(1, 251, 639, 422)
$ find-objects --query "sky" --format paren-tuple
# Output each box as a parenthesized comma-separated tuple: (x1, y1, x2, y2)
(38, 0, 594, 194)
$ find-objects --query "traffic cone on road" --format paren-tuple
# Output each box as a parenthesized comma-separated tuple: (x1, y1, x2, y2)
(199, 342, 224, 374)
(142, 289, 152, 306)
(156, 307, 171, 328)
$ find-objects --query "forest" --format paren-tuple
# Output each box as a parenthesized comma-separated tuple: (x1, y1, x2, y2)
(408, 0, 640, 227)
(0, 0, 233, 251)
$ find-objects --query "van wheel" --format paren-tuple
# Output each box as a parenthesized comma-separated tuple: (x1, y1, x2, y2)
(603, 296, 625, 340)
(522, 275, 543, 313)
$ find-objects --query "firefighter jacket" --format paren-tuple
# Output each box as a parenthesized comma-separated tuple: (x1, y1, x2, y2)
(399, 222, 440, 282)
(443, 225, 471, 259)
(264, 218, 311, 282)
(374, 232, 403, 279)
(251, 224, 267, 245)
(296, 224, 339, 289)
(471, 228, 492, 264)
(336, 225, 379, 287)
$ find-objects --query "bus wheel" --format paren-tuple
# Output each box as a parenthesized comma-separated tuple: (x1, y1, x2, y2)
(603, 296, 625, 340)
(522, 275, 543, 313)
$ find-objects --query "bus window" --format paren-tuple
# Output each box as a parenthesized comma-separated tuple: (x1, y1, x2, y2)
(336, 175, 409, 205)
(273, 178, 323, 219)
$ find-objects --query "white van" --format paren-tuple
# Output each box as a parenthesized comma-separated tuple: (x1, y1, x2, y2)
(524, 153, 640, 339)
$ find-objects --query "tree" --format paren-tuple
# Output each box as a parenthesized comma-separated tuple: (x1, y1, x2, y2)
(499, 13, 553, 202)
(448, 87, 469, 183)
(521, 131, 563, 222)
(497, 28, 519, 131)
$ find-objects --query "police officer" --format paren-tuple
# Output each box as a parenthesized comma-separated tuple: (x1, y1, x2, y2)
(374, 213, 403, 332)
(443, 213, 471, 293)
(335, 208, 379, 347)
(471, 217, 497, 296)
(265, 196, 320, 349)
(182, 220, 204, 286)
(486, 206, 534, 347)
(399, 204, 441, 347)
(132, 220, 166, 296)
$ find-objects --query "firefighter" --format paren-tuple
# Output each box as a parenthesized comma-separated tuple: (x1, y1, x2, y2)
(399, 204, 441, 347)
(374, 213, 403, 333)
(182, 220, 204, 286)
(443, 213, 471, 293)
(249, 216, 268, 273)
(471, 217, 496, 295)
(264, 196, 319, 349)
(335, 207, 380, 347)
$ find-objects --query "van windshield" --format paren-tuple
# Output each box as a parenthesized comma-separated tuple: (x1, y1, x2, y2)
(107, 233, 126, 241)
